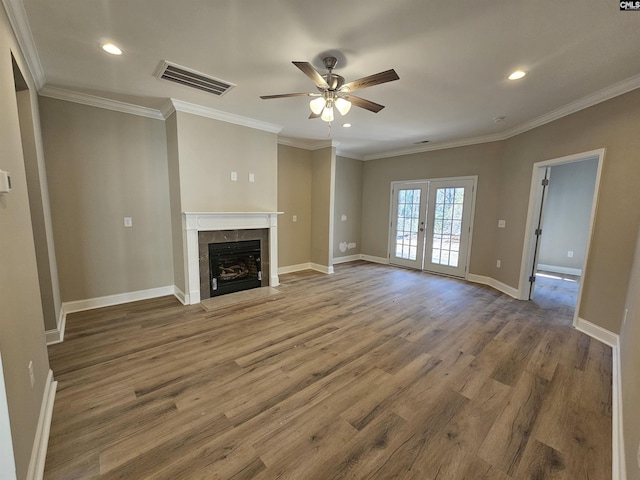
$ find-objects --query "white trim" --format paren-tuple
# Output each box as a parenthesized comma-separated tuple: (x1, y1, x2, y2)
(62, 285, 176, 316)
(536, 264, 582, 277)
(173, 286, 186, 305)
(361, 254, 389, 265)
(39, 86, 165, 120)
(1, 0, 46, 89)
(573, 321, 624, 480)
(519, 148, 605, 309)
(362, 73, 640, 161)
(467, 274, 520, 299)
(182, 212, 281, 305)
(26, 370, 56, 480)
(611, 339, 626, 480)
(332, 254, 361, 264)
(0, 352, 16, 480)
(310, 263, 334, 274)
(170, 99, 282, 133)
(364, 132, 506, 161)
(278, 263, 312, 275)
(278, 137, 339, 151)
(574, 317, 618, 348)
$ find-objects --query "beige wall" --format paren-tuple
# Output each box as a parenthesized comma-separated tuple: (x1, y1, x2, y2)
(17, 89, 59, 331)
(165, 113, 185, 294)
(40, 97, 174, 302)
(334, 156, 363, 259)
(361, 142, 503, 274)
(621, 224, 640, 479)
(174, 111, 278, 212)
(310, 147, 335, 268)
(0, 8, 51, 477)
(277, 145, 312, 267)
(362, 88, 640, 334)
(496, 88, 640, 333)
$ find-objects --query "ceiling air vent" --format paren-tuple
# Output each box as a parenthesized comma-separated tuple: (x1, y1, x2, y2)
(156, 61, 235, 96)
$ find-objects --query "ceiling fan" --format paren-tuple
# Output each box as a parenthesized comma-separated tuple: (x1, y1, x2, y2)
(260, 56, 399, 122)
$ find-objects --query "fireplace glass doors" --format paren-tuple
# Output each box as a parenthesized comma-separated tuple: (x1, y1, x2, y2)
(208, 240, 262, 297)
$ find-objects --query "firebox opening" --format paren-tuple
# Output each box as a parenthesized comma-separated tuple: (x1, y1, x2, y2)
(208, 240, 262, 297)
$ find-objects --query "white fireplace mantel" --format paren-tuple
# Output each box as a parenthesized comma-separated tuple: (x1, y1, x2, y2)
(182, 212, 281, 305)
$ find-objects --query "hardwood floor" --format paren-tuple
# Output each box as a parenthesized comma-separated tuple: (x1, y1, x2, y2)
(44, 261, 612, 479)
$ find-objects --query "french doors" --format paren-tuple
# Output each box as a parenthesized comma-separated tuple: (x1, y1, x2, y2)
(390, 177, 475, 277)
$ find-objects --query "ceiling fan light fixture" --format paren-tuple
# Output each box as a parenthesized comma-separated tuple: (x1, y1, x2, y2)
(321, 105, 334, 122)
(310, 96, 326, 115)
(335, 97, 352, 116)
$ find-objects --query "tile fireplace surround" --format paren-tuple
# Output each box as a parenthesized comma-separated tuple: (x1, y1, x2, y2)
(182, 212, 281, 305)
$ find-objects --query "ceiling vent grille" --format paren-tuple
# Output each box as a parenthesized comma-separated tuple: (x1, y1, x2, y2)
(156, 61, 235, 96)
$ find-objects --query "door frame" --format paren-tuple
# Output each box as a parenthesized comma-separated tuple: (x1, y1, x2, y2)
(388, 181, 429, 269)
(387, 175, 477, 279)
(517, 148, 605, 327)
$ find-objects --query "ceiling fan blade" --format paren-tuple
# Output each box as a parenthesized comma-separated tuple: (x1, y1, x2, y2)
(293, 61, 330, 89)
(308, 111, 321, 119)
(260, 92, 314, 99)
(341, 69, 399, 92)
(343, 95, 385, 113)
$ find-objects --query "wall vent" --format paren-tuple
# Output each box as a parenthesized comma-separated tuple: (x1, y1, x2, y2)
(156, 61, 235, 96)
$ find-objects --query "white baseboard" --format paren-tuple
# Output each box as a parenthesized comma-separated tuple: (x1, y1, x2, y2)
(48, 286, 177, 344)
(278, 262, 335, 274)
(611, 338, 626, 480)
(360, 254, 389, 265)
(310, 263, 334, 274)
(574, 317, 618, 347)
(26, 370, 57, 480)
(537, 263, 582, 276)
(332, 254, 362, 264)
(466, 273, 520, 299)
(173, 286, 186, 305)
(278, 263, 312, 275)
(573, 318, 623, 480)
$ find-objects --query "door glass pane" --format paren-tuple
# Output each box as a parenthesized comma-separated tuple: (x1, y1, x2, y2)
(395, 188, 421, 260)
(430, 187, 465, 267)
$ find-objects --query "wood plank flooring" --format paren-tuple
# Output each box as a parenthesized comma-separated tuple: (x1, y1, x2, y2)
(44, 261, 612, 479)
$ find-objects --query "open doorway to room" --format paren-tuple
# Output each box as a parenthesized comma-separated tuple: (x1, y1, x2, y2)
(519, 149, 604, 324)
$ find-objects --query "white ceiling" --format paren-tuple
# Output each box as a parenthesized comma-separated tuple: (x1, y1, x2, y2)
(8, 0, 640, 159)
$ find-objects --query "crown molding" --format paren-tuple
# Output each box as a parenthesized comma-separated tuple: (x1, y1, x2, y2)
(363, 132, 506, 161)
(500, 73, 640, 139)
(2, 0, 46, 89)
(39, 86, 165, 120)
(170, 99, 282, 134)
(364, 73, 640, 160)
(277, 137, 338, 151)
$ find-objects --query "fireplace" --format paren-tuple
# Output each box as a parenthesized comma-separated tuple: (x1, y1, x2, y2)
(209, 240, 262, 297)
(182, 212, 280, 305)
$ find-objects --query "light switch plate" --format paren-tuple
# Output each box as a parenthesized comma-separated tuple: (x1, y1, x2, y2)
(498, 219, 506, 228)
(124, 217, 132, 227)
(231, 171, 238, 181)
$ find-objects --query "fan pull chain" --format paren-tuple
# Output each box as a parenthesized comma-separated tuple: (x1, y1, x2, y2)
(327, 122, 332, 137)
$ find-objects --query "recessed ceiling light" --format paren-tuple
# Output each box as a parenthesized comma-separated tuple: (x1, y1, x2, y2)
(342, 123, 351, 128)
(102, 43, 123, 55)
(508, 70, 526, 80)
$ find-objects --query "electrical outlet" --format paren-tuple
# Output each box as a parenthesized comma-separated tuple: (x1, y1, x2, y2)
(124, 217, 132, 227)
(249, 173, 255, 183)
(292, 215, 297, 223)
(231, 171, 237, 181)
(28, 361, 35, 388)
(567, 250, 574, 258)
(496, 260, 501, 268)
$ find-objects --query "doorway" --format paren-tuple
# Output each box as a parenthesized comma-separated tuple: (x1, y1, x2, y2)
(389, 176, 476, 278)
(519, 149, 604, 325)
